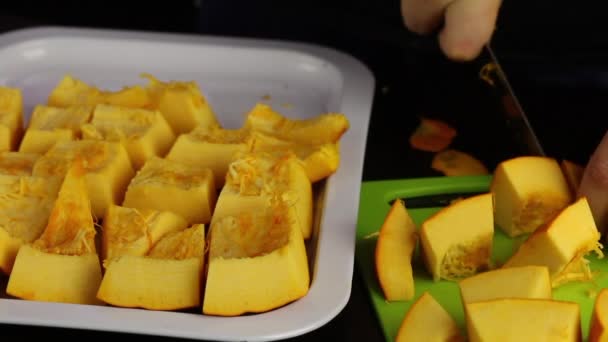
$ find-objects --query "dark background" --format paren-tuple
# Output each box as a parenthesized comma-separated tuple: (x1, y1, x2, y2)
(1, 1, 607, 341)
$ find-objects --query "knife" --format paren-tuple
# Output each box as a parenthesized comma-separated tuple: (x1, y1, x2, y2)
(395, 43, 546, 208)
(481, 43, 546, 157)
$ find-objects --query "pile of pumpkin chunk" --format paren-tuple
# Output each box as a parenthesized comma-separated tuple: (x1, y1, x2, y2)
(0, 75, 349, 316)
(375, 155, 607, 341)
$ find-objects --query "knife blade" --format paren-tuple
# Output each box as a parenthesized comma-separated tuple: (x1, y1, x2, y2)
(482, 44, 546, 157)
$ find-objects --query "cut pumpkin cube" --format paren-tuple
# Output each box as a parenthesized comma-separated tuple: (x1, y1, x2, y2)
(245, 131, 340, 183)
(502, 197, 603, 287)
(19, 105, 93, 154)
(375, 199, 418, 301)
(212, 151, 313, 239)
(243, 103, 349, 145)
(395, 292, 463, 342)
(7, 160, 102, 305)
(47, 74, 150, 108)
(166, 125, 249, 188)
(0, 151, 40, 176)
(97, 224, 205, 310)
(459, 265, 552, 305)
(420, 192, 494, 281)
(465, 298, 581, 342)
(142, 74, 218, 134)
(101, 204, 189, 261)
(0, 86, 24, 152)
(32, 140, 135, 219)
(491, 156, 573, 237)
(123, 157, 216, 225)
(82, 104, 176, 170)
(203, 197, 309, 316)
(0, 175, 61, 273)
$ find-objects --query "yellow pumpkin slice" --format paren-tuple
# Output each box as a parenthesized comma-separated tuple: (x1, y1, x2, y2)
(166, 125, 249, 188)
(203, 197, 309, 316)
(245, 131, 340, 183)
(212, 151, 312, 239)
(142, 74, 219, 134)
(19, 105, 93, 154)
(81, 104, 176, 170)
(0, 151, 41, 176)
(0, 174, 61, 274)
(97, 224, 205, 310)
(101, 204, 189, 261)
(0, 86, 24, 152)
(47, 74, 150, 108)
(123, 157, 216, 225)
(7, 160, 102, 305)
(243, 103, 349, 145)
(32, 140, 135, 220)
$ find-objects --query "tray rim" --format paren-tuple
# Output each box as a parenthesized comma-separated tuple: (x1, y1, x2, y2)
(0, 25, 376, 341)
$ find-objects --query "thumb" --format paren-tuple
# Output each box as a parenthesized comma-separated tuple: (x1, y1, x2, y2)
(578, 131, 608, 232)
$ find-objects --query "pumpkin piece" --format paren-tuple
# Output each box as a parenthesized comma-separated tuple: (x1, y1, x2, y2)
(459, 266, 552, 306)
(431, 149, 489, 176)
(47, 74, 150, 108)
(166, 125, 249, 188)
(243, 103, 349, 145)
(409, 117, 457, 152)
(395, 292, 463, 342)
(0, 86, 24, 152)
(420, 193, 494, 281)
(375, 199, 417, 301)
(32, 140, 135, 219)
(123, 157, 216, 225)
(97, 224, 205, 310)
(203, 197, 309, 316)
(245, 131, 340, 183)
(142, 74, 219, 134)
(0, 151, 40, 176)
(465, 298, 581, 342)
(211, 151, 313, 239)
(101, 204, 188, 261)
(0, 175, 60, 273)
(502, 197, 602, 288)
(491, 156, 573, 237)
(81, 104, 176, 169)
(6, 160, 102, 305)
(19, 105, 93, 154)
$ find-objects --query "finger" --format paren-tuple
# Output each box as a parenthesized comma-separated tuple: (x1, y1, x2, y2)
(578, 131, 608, 232)
(401, 0, 454, 35)
(438, 0, 502, 61)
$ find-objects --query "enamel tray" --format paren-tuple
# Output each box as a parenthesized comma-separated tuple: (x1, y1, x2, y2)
(0, 26, 375, 341)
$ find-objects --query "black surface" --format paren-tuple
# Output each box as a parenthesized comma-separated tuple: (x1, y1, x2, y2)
(0, 1, 607, 341)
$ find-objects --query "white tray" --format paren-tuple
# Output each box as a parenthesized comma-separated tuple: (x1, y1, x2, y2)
(0, 27, 375, 341)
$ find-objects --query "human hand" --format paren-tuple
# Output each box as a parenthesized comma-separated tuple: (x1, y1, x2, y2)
(579, 131, 608, 232)
(400, 0, 503, 61)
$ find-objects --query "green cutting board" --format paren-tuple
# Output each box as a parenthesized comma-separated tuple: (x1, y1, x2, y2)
(355, 175, 608, 342)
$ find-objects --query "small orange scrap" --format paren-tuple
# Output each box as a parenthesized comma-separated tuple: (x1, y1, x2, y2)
(409, 117, 457, 152)
(431, 149, 489, 176)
